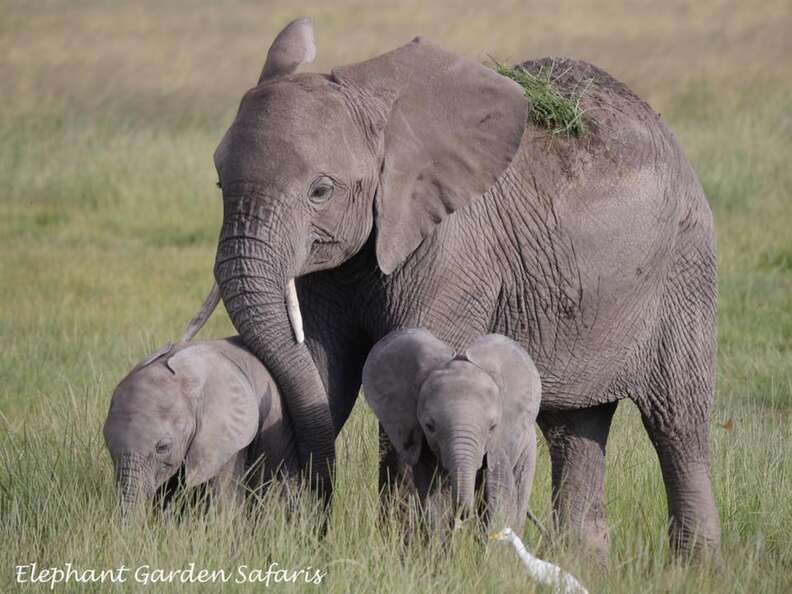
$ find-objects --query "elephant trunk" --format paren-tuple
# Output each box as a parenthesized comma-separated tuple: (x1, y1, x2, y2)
(115, 452, 152, 517)
(447, 432, 482, 513)
(213, 191, 335, 501)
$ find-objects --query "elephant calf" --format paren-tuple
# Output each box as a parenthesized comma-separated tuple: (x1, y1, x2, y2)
(362, 329, 541, 533)
(103, 337, 299, 515)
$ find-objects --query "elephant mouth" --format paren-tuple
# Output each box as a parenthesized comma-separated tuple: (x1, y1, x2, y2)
(152, 464, 188, 510)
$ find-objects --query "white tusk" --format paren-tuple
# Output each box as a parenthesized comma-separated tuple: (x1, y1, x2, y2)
(285, 278, 305, 344)
(490, 528, 588, 594)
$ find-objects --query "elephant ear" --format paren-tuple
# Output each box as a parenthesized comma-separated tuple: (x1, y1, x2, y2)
(332, 38, 528, 274)
(169, 346, 260, 487)
(258, 17, 316, 83)
(465, 335, 541, 456)
(362, 329, 454, 466)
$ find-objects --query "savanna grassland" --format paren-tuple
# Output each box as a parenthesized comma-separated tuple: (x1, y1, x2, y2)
(1, 1, 790, 592)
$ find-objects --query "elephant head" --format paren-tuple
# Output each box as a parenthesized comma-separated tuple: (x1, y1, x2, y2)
(103, 344, 264, 516)
(205, 17, 528, 492)
(362, 329, 540, 520)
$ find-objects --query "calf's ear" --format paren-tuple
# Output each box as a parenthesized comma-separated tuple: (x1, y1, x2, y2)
(362, 329, 454, 466)
(169, 346, 260, 487)
(464, 335, 541, 454)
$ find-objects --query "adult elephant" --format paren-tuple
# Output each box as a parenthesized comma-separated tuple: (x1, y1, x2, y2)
(196, 18, 720, 562)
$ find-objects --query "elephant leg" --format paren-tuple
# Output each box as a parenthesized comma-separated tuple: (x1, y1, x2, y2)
(636, 330, 720, 559)
(639, 414, 720, 561)
(634, 242, 720, 562)
(378, 427, 435, 509)
(378, 425, 407, 503)
(210, 452, 247, 508)
(512, 430, 539, 536)
(538, 400, 617, 567)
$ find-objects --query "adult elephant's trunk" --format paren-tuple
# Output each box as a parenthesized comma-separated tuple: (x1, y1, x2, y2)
(213, 192, 335, 501)
(115, 452, 151, 518)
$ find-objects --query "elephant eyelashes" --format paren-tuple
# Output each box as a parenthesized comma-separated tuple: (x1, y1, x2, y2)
(423, 420, 436, 434)
(308, 176, 335, 204)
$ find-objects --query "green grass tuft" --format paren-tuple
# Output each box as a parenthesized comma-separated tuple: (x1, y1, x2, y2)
(492, 60, 589, 136)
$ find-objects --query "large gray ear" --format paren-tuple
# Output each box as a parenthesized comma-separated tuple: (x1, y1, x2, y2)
(362, 329, 454, 466)
(465, 335, 541, 445)
(332, 38, 528, 274)
(259, 17, 316, 83)
(169, 346, 260, 487)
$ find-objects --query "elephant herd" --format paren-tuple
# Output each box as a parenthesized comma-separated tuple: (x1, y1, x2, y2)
(103, 18, 721, 565)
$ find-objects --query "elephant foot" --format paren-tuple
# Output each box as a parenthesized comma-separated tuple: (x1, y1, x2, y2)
(550, 504, 609, 570)
(640, 416, 722, 566)
(663, 459, 722, 567)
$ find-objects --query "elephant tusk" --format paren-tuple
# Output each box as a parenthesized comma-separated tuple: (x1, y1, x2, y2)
(490, 528, 588, 594)
(285, 278, 305, 344)
(180, 282, 222, 343)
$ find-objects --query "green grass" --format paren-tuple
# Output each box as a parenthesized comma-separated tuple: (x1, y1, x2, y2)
(492, 61, 589, 136)
(1, 1, 791, 592)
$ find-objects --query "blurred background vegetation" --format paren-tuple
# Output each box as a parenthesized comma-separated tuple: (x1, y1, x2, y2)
(1, 1, 790, 592)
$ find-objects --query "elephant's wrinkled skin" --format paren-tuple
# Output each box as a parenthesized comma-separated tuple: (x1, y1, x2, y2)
(363, 330, 541, 533)
(205, 18, 720, 562)
(103, 337, 299, 515)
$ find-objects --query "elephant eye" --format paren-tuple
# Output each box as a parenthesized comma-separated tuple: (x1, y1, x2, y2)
(155, 440, 172, 455)
(308, 176, 335, 204)
(424, 420, 436, 434)
(489, 422, 498, 433)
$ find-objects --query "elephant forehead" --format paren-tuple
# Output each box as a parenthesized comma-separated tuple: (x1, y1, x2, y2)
(224, 76, 369, 178)
(105, 388, 193, 451)
(112, 367, 188, 415)
(421, 362, 499, 399)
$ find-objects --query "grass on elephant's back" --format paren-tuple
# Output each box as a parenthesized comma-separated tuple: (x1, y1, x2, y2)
(491, 60, 589, 136)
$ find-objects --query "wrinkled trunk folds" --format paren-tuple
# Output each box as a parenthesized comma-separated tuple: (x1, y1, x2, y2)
(214, 192, 335, 501)
(115, 452, 151, 517)
(448, 439, 480, 513)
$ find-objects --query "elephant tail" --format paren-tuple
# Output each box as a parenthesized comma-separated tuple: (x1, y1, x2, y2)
(180, 282, 222, 343)
(527, 508, 548, 537)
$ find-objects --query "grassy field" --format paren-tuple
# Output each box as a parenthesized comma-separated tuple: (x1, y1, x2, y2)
(1, 0, 791, 591)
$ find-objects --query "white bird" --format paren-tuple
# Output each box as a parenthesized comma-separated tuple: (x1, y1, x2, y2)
(490, 528, 589, 594)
